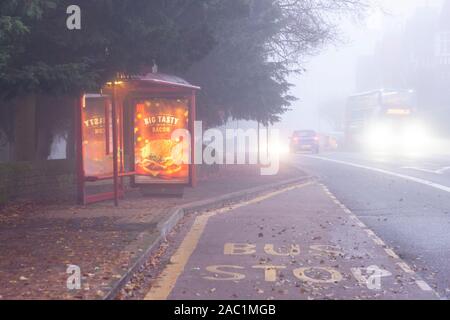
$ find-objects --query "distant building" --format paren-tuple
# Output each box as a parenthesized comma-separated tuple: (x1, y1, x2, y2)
(355, 1, 450, 134)
(436, 1, 450, 66)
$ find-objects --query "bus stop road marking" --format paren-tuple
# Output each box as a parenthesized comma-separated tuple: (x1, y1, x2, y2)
(144, 181, 314, 300)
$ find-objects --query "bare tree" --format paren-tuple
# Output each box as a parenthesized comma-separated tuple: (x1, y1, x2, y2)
(257, 0, 370, 71)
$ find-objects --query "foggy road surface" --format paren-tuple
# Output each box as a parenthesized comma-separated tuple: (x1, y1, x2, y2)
(144, 182, 437, 300)
(291, 151, 450, 299)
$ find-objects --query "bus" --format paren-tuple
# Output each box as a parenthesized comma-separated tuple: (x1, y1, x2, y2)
(345, 89, 427, 151)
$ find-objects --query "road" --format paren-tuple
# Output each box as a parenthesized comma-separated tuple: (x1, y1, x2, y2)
(139, 150, 450, 300)
(290, 151, 450, 299)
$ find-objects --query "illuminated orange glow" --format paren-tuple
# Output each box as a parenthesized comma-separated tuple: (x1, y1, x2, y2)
(105, 80, 124, 86)
(82, 97, 114, 176)
(134, 98, 190, 183)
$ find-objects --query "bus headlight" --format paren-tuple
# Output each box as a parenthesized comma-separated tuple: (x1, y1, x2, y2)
(366, 124, 392, 149)
(402, 123, 429, 148)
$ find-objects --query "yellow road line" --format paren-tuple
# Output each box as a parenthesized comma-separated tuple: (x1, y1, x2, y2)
(144, 181, 314, 300)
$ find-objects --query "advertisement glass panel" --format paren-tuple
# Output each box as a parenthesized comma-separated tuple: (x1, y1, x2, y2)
(82, 96, 113, 176)
(134, 98, 190, 184)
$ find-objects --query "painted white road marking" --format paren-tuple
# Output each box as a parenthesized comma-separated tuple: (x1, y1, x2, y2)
(308, 156, 450, 193)
(364, 229, 376, 237)
(371, 236, 385, 246)
(437, 167, 450, 174)
(402, 166, 450, 175)
(397, 262, 414, 274)
(384, 248, 400, 259)
(416, 280, 433, 292)
(355, 221, 366, 228)
(319, 173, 440, 298)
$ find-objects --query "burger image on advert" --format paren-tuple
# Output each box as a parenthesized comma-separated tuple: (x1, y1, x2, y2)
(138, 139, 183, 178)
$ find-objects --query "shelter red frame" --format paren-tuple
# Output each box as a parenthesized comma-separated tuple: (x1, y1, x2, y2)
(76, 73, 200, 205)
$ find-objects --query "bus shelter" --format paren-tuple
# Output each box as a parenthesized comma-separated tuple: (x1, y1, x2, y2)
(76, 73, 200, 205)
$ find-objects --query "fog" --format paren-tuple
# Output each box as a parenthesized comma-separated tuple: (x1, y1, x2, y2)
(277, 0, 445, 137)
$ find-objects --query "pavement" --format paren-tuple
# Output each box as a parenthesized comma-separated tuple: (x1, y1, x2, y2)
(0, 164, 306, 300)
(134, 181, 437, 300)
(290, 151, 450, 299)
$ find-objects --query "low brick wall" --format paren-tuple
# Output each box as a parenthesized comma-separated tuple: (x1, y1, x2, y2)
(0, 160, 76, 205)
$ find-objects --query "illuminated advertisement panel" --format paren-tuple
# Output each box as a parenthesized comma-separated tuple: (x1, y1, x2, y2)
(82, 96, 113, 176)
(134, 98, 190, 184)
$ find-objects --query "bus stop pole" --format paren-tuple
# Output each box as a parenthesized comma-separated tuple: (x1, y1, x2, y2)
(76, 94, 86, 205)
(111, 82, 119, 207)
(190, 90, 197, 188)
(257, 121, 260, 165)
